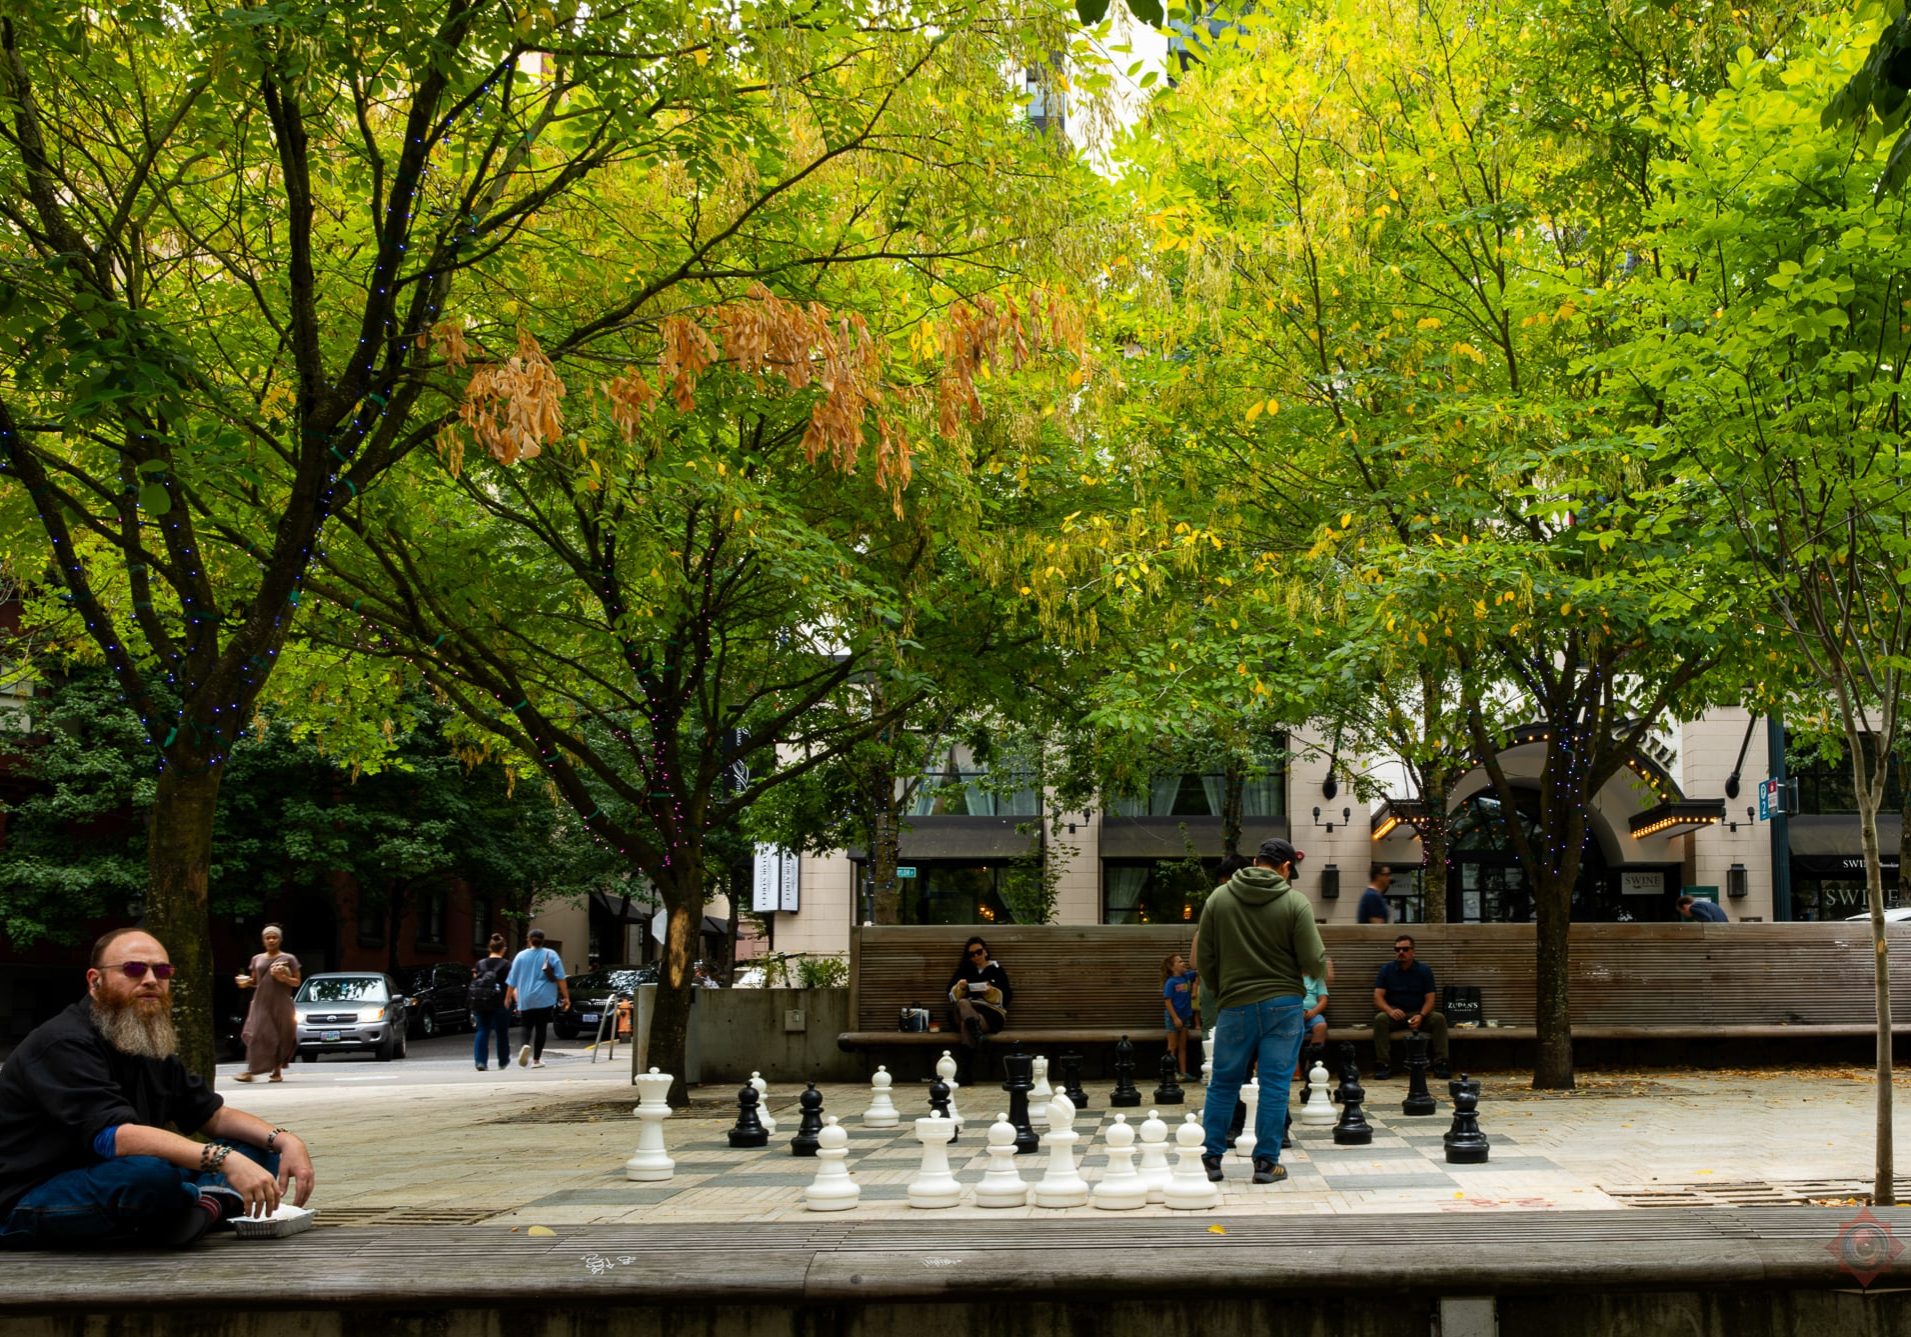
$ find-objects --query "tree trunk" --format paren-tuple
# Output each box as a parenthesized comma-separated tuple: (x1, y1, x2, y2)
(1420, 768, 1450, 924)
(1221, 757, 1244, 858)
(1859, 792, 1896, 1204)
(146, 765, 223, 1083)
(648, 862, 705, 1107)
(868, 753, 903, 925)
(1531, 866, 1575, 1090)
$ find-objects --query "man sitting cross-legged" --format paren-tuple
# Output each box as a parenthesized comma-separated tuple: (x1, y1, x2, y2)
(0, 928, 316, 1249)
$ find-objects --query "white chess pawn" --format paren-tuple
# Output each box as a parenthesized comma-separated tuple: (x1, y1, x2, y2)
(863, 1066, 900, 1129)
(1030, 1055, 1053, 1128)
(1164, 1113, 1221, 1210)
(1137, 1109, 1173, 1205)
(751, 1071, 777, 1135)
(975, 1112, 1029, 1208)
(1300, 1060, 1336, 1126)
(1233, 1077, 1260, 1157)
(935, 1049, 965, 1130)
(907, 1108, 961, 1209)
(624, 1066, 674, 1181)
(805, 1116, 860, 1211)
(1201, 1029, 1216, 1085)
(1092, 1114, 1147, 1211)
(1031, 1089, 1089, 1208)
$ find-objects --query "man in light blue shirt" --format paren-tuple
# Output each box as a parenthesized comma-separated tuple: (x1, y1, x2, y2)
(503, 929, 569, 1068)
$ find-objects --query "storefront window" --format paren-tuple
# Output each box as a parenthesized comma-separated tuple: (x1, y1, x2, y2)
(1103, 859, 1218, 925)
(1787, 735, 1907, 814)
(908, 768, 1041, 818)
(860, 861, 1038, 925)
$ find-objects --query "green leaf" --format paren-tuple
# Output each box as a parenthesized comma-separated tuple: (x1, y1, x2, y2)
(137, 483, 171, 516)
(1076, 0, 1111, 23)
(1125, 0, 1165, 26)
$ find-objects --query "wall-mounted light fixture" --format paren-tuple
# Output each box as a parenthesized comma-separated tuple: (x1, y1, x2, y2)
(1312, 805, 1352, 833)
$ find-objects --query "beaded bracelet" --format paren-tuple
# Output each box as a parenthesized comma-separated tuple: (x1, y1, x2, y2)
(265, 1127, 290, 1153)
(200, 1143, 231, 1173)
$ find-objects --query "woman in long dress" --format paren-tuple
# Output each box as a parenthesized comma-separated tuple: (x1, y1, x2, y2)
(236, 924, 301, 1082)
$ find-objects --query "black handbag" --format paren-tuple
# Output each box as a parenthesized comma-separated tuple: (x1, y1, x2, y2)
(1442, 985, 1483, 1025)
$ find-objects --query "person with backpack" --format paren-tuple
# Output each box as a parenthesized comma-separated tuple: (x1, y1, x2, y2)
(469, 934, 512, 1072)
(503, 928, 569, 1068)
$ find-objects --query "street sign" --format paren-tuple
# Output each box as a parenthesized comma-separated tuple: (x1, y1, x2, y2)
(753, 844, 800, 913)
(1758, 778, 1785, 821)
(896, 866, 917, 879)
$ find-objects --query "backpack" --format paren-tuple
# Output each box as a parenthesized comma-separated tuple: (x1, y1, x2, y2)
(469, 959, 506, 1011)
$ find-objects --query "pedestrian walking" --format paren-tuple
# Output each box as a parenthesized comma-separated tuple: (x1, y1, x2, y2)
(234, 925, 300, 1083)
(1195, 838, 1327, 1185)
(470, 933, 512, 1071)
(504, 928, 569, 1068)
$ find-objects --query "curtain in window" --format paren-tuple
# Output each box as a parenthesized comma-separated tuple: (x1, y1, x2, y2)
(1105, 865, 1149, 924)
(1000, 779, 1041, 817)
(962, 773, 994, 818)
(1149, 775, 1181, 816)
(1241, 772, 1281, 817)
(1112, 792, 1147, 817)
(1199, 773, 1226, 818)
(909, 771, 945, 817)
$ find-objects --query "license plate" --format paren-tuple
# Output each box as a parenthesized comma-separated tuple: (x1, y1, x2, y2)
(322, 1030, 341, 1042)
(581, 1013, 599, 1024)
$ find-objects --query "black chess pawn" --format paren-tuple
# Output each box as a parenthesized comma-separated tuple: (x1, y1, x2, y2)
(929, 1075, 958, 1144)
(1402, 1032, 1437, 1116)
(790, 1082, 825, 1157)
(728, 1081, 769, 1148)
(1110, 1035, 1142, 1107)
(1153, 1050, 1185, 1106)
(1335, 1041, 1361, 1106)
(1057, 1051, 1090, 1111)
(1001, 1046, 1041, 1154)
(1333, 1075, 1374, 1146)
(1444, 1080, 1490, 1164)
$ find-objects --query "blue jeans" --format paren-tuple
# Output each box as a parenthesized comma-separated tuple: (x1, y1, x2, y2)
(474, 1008, 511, 1067)
(2, 1145, 280, 1249)
(1203, 995, 1305, 1162)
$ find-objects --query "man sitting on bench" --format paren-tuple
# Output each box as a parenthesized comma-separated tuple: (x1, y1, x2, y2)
(1371, 934, 1450, 1080)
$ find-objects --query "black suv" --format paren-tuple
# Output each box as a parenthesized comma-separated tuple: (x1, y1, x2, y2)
(403, 961, 475, 1038)
(553, 965, 658, 1039)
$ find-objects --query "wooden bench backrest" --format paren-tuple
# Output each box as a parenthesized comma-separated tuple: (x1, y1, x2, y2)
(849, 923, 1911, 1033)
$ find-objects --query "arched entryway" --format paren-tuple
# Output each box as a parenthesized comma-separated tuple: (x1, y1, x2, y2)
(1443, 789, 1616, 922)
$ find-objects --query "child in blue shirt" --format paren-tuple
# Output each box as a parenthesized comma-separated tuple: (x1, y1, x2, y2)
(1296, 959, 1334, 1074)
(1161, 953, 1199, 1080)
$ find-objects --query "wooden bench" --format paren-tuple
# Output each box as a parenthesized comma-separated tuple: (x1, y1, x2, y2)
(839, 923, 1911, 1061)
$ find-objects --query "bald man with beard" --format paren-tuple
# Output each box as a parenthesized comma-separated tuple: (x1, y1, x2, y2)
(0, 928, 316, 1249)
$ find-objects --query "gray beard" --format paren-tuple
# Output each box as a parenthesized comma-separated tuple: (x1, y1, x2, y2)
(91, 994, 179, 1060)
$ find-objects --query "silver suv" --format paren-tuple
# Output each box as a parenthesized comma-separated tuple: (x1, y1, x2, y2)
(295, 973, 410, 1062)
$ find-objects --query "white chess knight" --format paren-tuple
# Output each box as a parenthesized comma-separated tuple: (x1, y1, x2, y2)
(1031, 1089, 1090, 1208)
(1137, 1109, 1173, 1205)
(624, 1066, 674, 1181)
(975, 1112, 1030, 1209)
(863, 1066, 901, 1129)
(935, 1049, 966, 1129)
(1030, 1055, 1053, 1128)
(1092, 1114, 1147, 1211)
(750, 1072, 777, 1135)
(1163, 1112, 1221, 1210)
(1300, 1060, 1337, 1126)
(1233, 1076, 1261, 1157)
(805, 1116, 860, 1211)
(907, 1107, 961, 1209)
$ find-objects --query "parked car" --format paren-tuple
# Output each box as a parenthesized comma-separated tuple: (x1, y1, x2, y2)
(402, 961, 474, 1038)
(1846, 907, 1911, 923)
(553, 965, 657, 1039)
(294, 973, 409, 1062)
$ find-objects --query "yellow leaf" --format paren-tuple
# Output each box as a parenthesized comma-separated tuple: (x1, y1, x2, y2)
(1341, 513, 1352, 528)
(1237, 662, 1249, 675)
(528, 1226, 558, 1237)
(1245, 401, 1263, 424)
(1416, 317, 1443, 330)
(1264, 397, 1280, 416)
(1208, 1224, 1227, 1234)
(691, 46, 709, 65)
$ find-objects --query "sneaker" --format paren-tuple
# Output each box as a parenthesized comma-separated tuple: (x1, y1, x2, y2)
(517, 1044, 531, 1067)
(199, 1185, 246, 1225)
(476, 1064, 487, 1071)
(159, 1197, 221, 1249)
(1251, 1158, 1287, 1185)
(1372, 1065, 1392, 1080)
(531, 1059, 545, 1068)
(1200, 1154, 1224, 1183)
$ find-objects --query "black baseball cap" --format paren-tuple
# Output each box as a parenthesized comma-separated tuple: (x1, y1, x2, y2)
(1256, 837, 1305, 866)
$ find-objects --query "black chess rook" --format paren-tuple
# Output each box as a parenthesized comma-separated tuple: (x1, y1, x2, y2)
(790, 1082, 825, 1157)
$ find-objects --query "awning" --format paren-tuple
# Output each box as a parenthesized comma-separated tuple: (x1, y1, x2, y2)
(648, 910, 733, 942)
(849, 816, 1040, 862)
(1099, 816, 1291, 861)
(1788, 815, 1903, 876)
(590, 891, 650, 924)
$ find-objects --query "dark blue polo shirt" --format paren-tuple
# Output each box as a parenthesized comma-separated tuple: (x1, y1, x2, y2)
(1374, 960, 1436, 1013)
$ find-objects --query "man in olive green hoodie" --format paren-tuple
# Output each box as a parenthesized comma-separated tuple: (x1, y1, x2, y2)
(1195, 837, 1328, 1184)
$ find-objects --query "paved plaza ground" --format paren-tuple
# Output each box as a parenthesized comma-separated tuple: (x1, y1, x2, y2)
(219, 1039, 1911, 1227)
